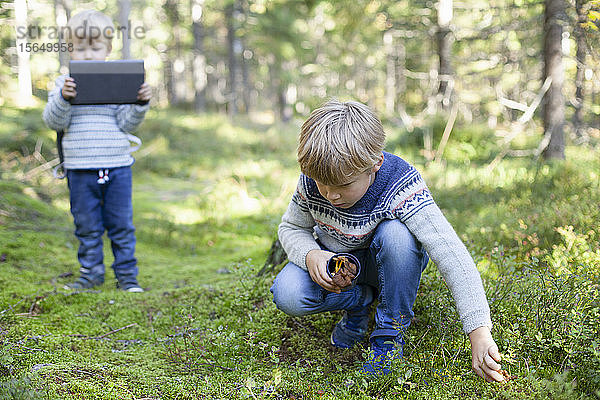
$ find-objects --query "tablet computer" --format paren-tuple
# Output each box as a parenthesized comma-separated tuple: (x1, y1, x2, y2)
(69, 60, 145, 105)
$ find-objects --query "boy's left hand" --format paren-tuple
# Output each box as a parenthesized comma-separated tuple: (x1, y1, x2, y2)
(137, 82, 152, 103)
(468, 326, 504, 382)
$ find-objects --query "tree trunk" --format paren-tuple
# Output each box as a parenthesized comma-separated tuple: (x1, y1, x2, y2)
(395, 41, 405, 106)
(573, 0, 586, 140)
(226, 3, 238, 116)
(118, 0, 131, 59)
(436, 0, 453, 106)
(163, 1, 175, 104)
(172, 48, 187, 105)
(270, 62, 291, 122)
(164, 0, 186, 105)
(241, 36, 251, 113)
(192, 0, 207, 112)
(14, 0, 33, 107)
(54, 0, 71, 73)
(257, 238, 287, 276)
(384, 30, 396, 116)
(542, 0, 566, 160)
(163, 52, 175, 104)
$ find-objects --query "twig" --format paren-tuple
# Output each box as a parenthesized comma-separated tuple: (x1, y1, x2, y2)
(17, 346, 47, 352)
(28, 296, 44, 314)
(402, 68, 454, 82)
(434, 100, 459, 164)
(32, 139, 47, 165)
(486, 77, 552, 173)
(23, 158, 60, 180)
(14, 313, 39, 318)
(0, 298, 27, 316)
(193, 362, 234, 372)
(0, 290, 47, 317)
(498, 97, 528, 112)
(532, 123, 554, 157)
(92, 323, 138, 340)
(409, 327, 431, 353)
(450, 337, 466, 366)
(518, 76, 552, 124)
(289, 317, 314, 333)
(165, 357, 234, 372)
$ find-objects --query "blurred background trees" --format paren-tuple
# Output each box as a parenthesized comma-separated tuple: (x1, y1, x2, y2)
(1, 0, 599, 160)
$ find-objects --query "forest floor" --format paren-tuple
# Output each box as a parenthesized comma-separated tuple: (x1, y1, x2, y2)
(1, 105, 599, 399)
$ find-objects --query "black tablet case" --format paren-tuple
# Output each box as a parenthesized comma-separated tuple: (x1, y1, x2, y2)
(69, 60, 144, 105)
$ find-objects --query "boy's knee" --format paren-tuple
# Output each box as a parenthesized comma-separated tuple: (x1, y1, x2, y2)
(270, 284, 307, 317)
(371, 220, 428, 270)
(270, 263, 314, 317)
(373, 219, 416, 247)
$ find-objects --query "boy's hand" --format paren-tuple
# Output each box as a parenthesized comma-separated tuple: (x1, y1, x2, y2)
(469, 326, 504, 382)
(61, 77, 77, 100)
(306, 249, 341, 293)
(137, 82, 152, 103)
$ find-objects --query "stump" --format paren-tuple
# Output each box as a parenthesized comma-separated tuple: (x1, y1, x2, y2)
(257, 238, 287, 276)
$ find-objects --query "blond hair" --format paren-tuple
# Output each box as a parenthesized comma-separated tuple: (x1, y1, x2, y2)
(297, 99, 385, 185)
(64, 10, 115, 46)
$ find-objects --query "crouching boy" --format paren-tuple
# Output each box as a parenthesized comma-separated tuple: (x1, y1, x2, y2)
(270, 99, 504, 380)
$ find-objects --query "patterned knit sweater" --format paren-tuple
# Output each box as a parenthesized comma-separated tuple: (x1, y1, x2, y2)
(42, 74, 149, 170)
(278, 152, 492, 334)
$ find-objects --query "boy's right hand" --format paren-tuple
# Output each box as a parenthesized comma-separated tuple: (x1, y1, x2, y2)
(306, 249, 341, 293)
(61, 77, 77, 100)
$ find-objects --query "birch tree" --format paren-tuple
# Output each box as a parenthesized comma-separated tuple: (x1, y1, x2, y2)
(192, 0, 207, 112)
(118, 0, 131, 59)
(14, 0, 33, 107)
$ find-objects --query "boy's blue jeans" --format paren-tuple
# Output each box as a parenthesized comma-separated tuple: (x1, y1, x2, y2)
(270, 219, 429, 339)
(67, 167, 138, 284)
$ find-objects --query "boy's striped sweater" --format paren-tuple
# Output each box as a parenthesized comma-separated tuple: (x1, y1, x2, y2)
(278, 152, 492, 334)
(42, 74, 149, 170)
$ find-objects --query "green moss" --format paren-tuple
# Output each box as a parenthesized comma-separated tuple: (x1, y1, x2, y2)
(1, 105, 599, 399)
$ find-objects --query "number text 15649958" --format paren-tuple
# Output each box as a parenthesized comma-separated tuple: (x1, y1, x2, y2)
(18, 42, 73, 53)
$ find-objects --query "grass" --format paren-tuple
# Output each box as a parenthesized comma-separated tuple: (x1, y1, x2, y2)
(1, 105, 599, 399)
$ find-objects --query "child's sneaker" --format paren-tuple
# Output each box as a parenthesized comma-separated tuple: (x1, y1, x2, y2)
(362, 335, 404, 376)
(330, 310, 369, 348)
(64, 276, 104, 290)
(124, 285, 144, 293)
(116, 280, 144, 293)
(330, 286, 373, 349)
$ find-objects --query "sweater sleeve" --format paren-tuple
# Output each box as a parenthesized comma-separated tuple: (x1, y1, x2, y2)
(277, 177, 321, 270)
(403, 200, 492, 334)
(115, 103, 150, 133)
(42, 75, 72, 131)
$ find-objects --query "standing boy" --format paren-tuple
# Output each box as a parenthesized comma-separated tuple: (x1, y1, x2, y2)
(43, 10, 151, 292)
(271, 100, 504, 380)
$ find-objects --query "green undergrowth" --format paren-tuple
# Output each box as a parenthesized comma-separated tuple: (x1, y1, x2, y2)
(1, 105, 599, 399)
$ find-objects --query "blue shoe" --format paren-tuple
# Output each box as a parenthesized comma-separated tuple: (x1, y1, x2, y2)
(116, 279, 144, 292)
(362, 335, 404, 376)
(64, 275, 104, 290)
(330, 286, 373, 349)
